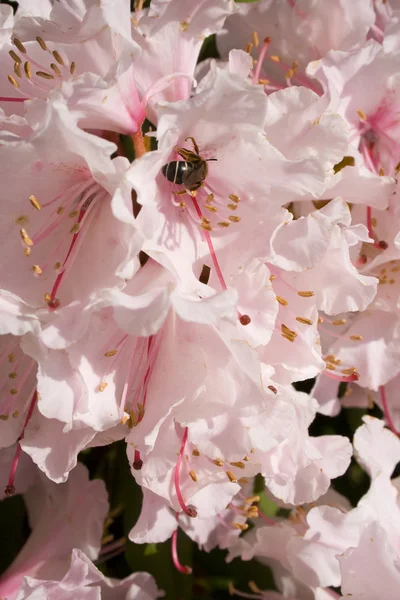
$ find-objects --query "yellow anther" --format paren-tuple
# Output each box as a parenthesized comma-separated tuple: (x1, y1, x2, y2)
(238, 477, 249, 484)
(44, 293, 51, 303)
(202, 217, 211, 225)
(282, 333, 296, 342)
(54, 261, 61, 270)
(276, 295, 288, 306)
(29, 195, 41, 210)
(230, 461, 245, 469)
(10, 389, 18, 395)
(189, 470, 197, 482)
(245, 42, 253, 54)
(281, 324, 297, 338)
(218, 221, 230, 228)
(228, 194, 240, 203)
(325, 363, 336, 371)
(14, 62, 22, 78)
(249, 581, 262, 594)
(12, 410, 19, 418)
(104, 350, 118, 357)
(8, 372, 17, 379)
(24, 61, 32, 79)
(296, 317, 313, 325)
(8, 353, 16, 363)
(214, 459, 224, 467)
(350, 335, 363, 341)
(232, 522, 248, 530)
(227, 203, 237, 210)
(342, 367, 358, 375)
(57, 206, 64, 215)
(180, 20, 189, 31)
(50, 63, 62, 77)
(201, 223, 212, 231)
(269, 274, 276, 281)
(69, 210, 79, 218)
(244, 495, 260, 504)
(379, 167, 385, 176)
(179, 202, 186, 208)
(206, 193, 214, 202)
(252, 31, 259, 47)
(121, 413, 129, 425)
(137, 403, 145, 420)
(16, 215, 28, 225)
(226, 470, 237, 483)
(36, 71, 54, 80)
(356, 109, 367, 121)
(13, 38, 27, 54)
(0, 414, 9, 421)
(98, 382, 108, 392)
(192, 448, 200, 456)
(228, 215, 241, 223)
(259, 78, 270, 85)
(36, 36, 47, 51)
(318, 316, 324, 324)
(129, 410, 138, 427)
(70, 223, 81, 234)
(286, 68, 295, 79)
(9, 50, 21, 63)
(332, 319, 346, 325)
(70, 62, 76, 75)
(270, 55, 281, 62)
(32, 265, 42, 275)
(205, 205, 217, 212)
(52, 50, 64, 65)
(297, 290, 314, 297)
(8, 74, 20, 88)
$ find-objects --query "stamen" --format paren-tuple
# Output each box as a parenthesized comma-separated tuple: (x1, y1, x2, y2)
(171, 528, 192, 574)
(349, 334, 363, 341)
(189, 470, 197, 482)
(13, 39, 27, 54)
(174, 427, 198, 518)
(356, 109, 367, 121)
(323, 370, 359, 383)
(24, 62, 32, 79)
(226, 470, 237, 483)
(70, 62, 76, 75)
(36, 71, 54, 80)
(297, 290, 314, 297)
(252, 32, 259, 47)
(50, 63, 62, 77)
(52, 50, 64, 66)
(14, 63, 22, 78)
(9, 50, 21, 63)
(296, 317, 313, 325)
(29, 195, 41, 210)
(36, 36, 47, 51)
(8, 75, 20, 88)
(276, 295, 288, 306)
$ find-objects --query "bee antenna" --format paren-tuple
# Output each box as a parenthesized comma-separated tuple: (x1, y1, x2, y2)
(206, 158, 217, 162)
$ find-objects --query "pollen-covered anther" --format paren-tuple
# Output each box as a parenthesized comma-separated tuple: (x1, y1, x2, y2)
(230, 461, 245, 469)
(228, 194, 240, 203)
(29, 195, 42, 211)
(269, 274, 276, 281)
(70, 223, 81, 234)
(98, 382, 108, 392)
(214, 458, 224, 467)
(270, 54, 281, 62)
(36, 36, 47, 51)
(226, 470, 237, 483)
(24, 248, 31, 257)
(9, 50, 21, 63)
(69, 210, 79, 218)
(14, 62, 22, 78)
(24, 61, 32, 78)
(332, 319, 346, 325)
(52, 50, 64, 66)
(8, 353, 16, 363)
(318, 316, 324, 324)
(179, 202, 186, 208)
(70, 62, 76, 75)
(137, 403, 145, 420)
(8, 372, 17, 379)
(121, 413, 129, 425)
(50, 63, 62, 77)
(189, 470, 197, 482)
(297, 290, 314, 297)
(8, 75, 20, 88)
(218, 221, 230, 228)
(244, 495, 260, 504)
(13, 38, 27, 54)
(281, 324, 297, 339)
(228, 215, 241, 223)
(342, 367, 358, 375)
(245, 42, 253, 54)
(9, 389, 18, 396)
(32, 265, 42, 275)
(0, 414, 9, 421)
(36, 71, 54, 80)
(104, 350, 118, 357)
(350, 334, 363, 341)
(325, 363, 336, 371)
(296, 316, 313, 325)
(232, 522, 248, 530)
(356, 108, 367, 121)
(227, 203, 237, 210)
(192, 448, 200, 456)
(53, 261, 61, 270)
(252, 31, 259, 47)
(205, 204, 217, 212)
(276, 295, 288, 306)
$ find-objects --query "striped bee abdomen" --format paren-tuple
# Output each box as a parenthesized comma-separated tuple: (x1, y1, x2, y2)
(162, 161, 192, 185)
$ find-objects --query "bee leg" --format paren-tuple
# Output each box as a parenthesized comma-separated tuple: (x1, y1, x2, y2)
(185, 136, 200, 155)
(175, 147, 200, 163)
(172, 189, 188, 196)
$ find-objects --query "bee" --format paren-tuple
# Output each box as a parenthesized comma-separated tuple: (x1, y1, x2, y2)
(161, 137, 216, 195)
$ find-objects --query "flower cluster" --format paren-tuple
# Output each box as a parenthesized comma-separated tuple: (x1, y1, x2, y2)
(0, 0, 399, 598)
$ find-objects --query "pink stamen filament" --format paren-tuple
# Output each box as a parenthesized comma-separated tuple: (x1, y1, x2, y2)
(380, 385, 400, 437)
(253, 37, 271, 84)
(323, 370, 359, 383)
(174, 427, 197, 518)
(0, 96, 28, 102)
(171, 527, 192, 575)
(5, 390, 37, 495)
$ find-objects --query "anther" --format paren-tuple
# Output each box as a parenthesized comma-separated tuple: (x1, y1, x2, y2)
(0, 414, 9, 421)
(239, 314, 251, 326)
(24, 62, 32, 79)
(9, 50, 21, 63)
(8, 75, 20, 88)
(8, 372, 17, 379)
(189, 470, 197, 482)
(227, 203, 237, 210)
(332, 319, 346, 325)
(104, 350, 118, 357)
(296, 317, 313, 325)
(228, 216, 241, 223)
(218, 221, 230, 228)
(230, 461, 245, 469)
(24, 248, 31, 256)
(36, 36, 47, 51)
(252, 31, 259, 47)
(226, 471, 237, 483)
(32, 265, 42, 275)
(98, 382, 108, 392)
(29, 195, 41, 210)
(232, 522, 248, 530)
(9, 389, 18, 396)
(14, 62, 22, 78)
(8, 354, 16, 363)
(281, 324, 297, 338)
(214, 459, 224, 467)
(205, 205, 217, 212)
(268, 385, 278, 394)
(356, 109, 367, 121)
(179, 202, 186, 208)
(270, 55, 281, 62)
(229, 194, 240, 203)
(70, 62, 76, 75)
(70, 223, 80, 234)
(192, 449, 200, 456)
(276, 296, 288, 306)
(52, 50, 64, 65)
(246, 43, 253, 54)
(54, 261, 61, 270)
(50, 63, 62, 77)
(12, 411, 19, 418)
(350, 335, 363, 341)
(57, 206, 64, 215)
(36, 71, 54, 80)
(297, 290, 314, 297)
(201, 222, 213, 231)
(13, 39, 27, 54)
